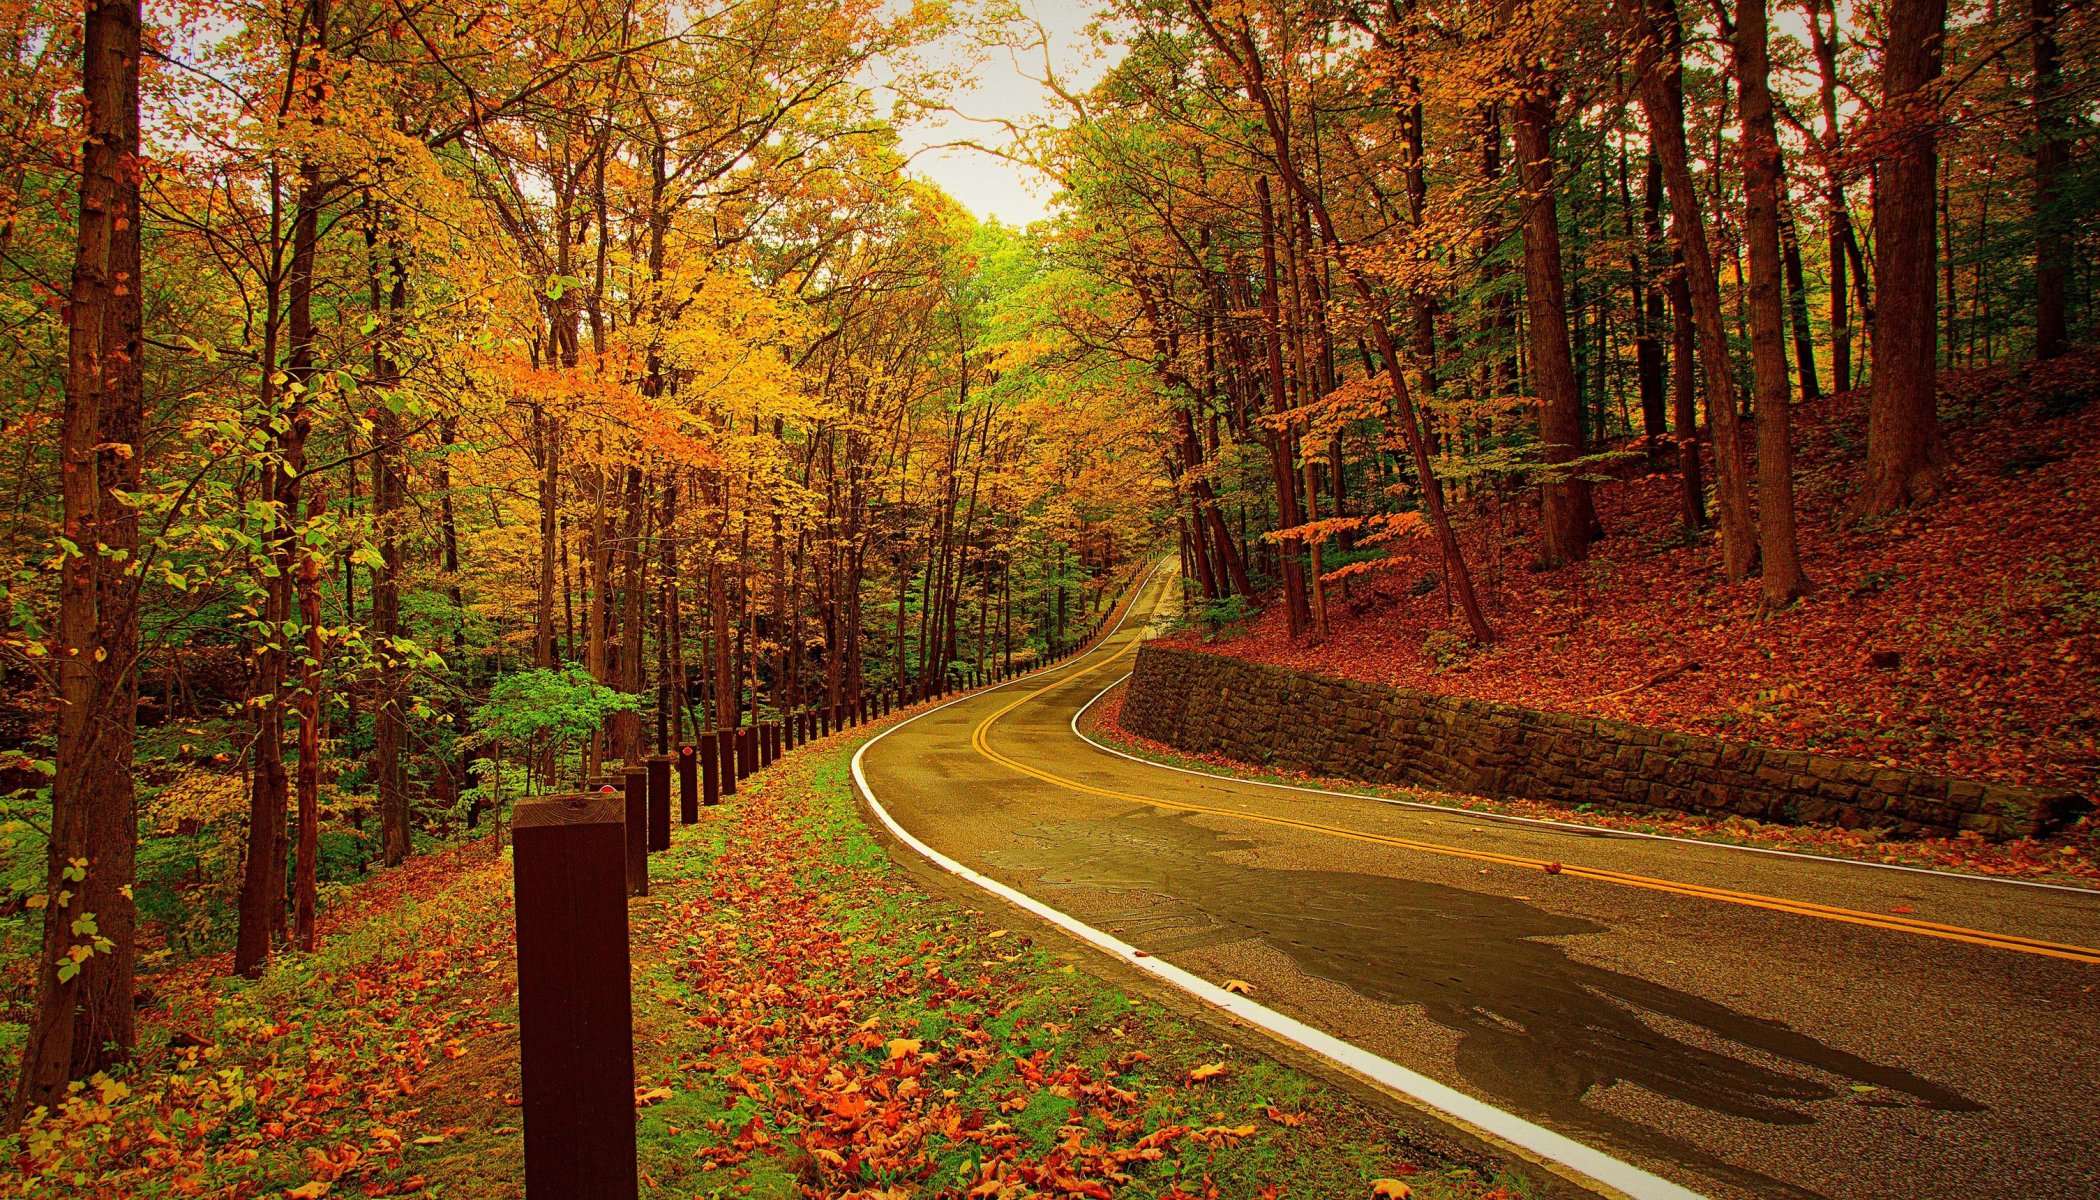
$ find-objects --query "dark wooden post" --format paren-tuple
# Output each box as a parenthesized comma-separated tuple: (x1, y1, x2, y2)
(700, 733, 720, 806)
(820, 705, 831, 737)
(784, 711, 797, 751)
(621, 767, 648, 897)
(645, 754, 671, 852)
(677, 744, 698, 823)
(513, 792, 639, 1200)
(718, 727, 737, 797)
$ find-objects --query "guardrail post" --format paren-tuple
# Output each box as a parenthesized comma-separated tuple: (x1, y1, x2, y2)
(677, 744, 698, 823)
(512, 792, 638, 1200)
(718, 727, 737, 796)
(700, 733, 719, 806)
(621, 766, 648, 897)
(645, 755, 671, 852)
(784, 711, 797, 752)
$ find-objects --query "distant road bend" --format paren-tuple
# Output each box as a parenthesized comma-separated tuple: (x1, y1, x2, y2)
(855, 564, 2100, 1200)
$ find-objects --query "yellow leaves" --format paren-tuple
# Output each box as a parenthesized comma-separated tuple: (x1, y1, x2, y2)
(886, 1038, 923, 1061)
(1191, 1123, 1258, 1144)
(285, 1183, 331, 1199)
(1371, 1180, 1413, 1198)
(635, 1086, 674, 1106)
(1185, 1061, 1228, 1084)
(1221, 979, 1254, 996)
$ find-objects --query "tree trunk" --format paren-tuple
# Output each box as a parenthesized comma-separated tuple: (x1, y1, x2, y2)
(237, 0, 326, 976)
(14, 0, 144, 1122)
(1255, 178, 1311, 636)
(294, 493, 326, 950)
(1512, 80, 1596, 567)
(372, 245, 409, 868)
(1779, 200, 1822, 399)
(1624, 0, 1759, 579)
(1858, 0, 1948, 513)
(2032, 0, 2068, 359)
(1736, 0, 1810, 603)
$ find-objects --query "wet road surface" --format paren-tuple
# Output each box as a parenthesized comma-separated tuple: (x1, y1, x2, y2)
(858, 567, 2100, 1200)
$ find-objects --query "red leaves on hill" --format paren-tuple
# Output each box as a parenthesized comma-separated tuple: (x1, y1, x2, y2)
(1169, 356, 2100, 796)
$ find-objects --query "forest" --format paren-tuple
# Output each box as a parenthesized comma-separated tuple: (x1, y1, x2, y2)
(2, 0, 2095, 1184)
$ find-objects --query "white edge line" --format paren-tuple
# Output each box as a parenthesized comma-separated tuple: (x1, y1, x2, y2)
(1069, 671, 2100, 898)
(848, 562, 1707, 1200)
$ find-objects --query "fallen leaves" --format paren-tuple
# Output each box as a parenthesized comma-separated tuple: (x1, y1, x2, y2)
(1186, 1061, 1229, 1085)
(1222, 979, 1254, 996)
(1156, 361, 2100, 801)
(1372, 1180, 1413, 1198)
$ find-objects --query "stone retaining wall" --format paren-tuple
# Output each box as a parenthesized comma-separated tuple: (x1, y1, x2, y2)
(1122, 644, 2087, 841)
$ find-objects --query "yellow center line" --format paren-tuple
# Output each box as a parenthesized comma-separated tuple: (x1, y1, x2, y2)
(969, 633, 2100, 967)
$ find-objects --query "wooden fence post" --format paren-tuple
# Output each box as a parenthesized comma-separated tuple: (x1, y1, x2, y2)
(645, 754, 671, 851)
(700, 733, 719, 806)
(621, 766, 647, 897)
(512, 792, 639, 1200)
(677, 744, 698, 823)
(718, 727, 737, 797)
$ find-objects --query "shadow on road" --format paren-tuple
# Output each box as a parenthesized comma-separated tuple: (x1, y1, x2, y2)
(990, 808, 1982, 1200)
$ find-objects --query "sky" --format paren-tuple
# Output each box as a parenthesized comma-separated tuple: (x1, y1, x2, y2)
(891, 1, 1121, 228)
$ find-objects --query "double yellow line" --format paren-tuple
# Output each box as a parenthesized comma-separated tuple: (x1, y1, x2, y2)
(970, 635, 2100, 967)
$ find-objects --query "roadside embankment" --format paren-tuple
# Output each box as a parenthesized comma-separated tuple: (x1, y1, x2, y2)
(1124, 644, 2087, 842)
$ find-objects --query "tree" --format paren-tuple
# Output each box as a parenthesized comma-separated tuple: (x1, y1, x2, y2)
(1733, 0, 1809, 603)
(14, 0, 144, 1123)
(1857, 0, 1949, 514)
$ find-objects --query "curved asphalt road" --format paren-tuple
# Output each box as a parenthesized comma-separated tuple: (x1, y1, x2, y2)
(859, 566, 2100, 1200)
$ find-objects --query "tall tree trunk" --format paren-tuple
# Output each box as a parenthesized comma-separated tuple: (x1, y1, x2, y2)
(372, 243, 409, 868)
(1858, 0, 1948, 513)
(1255, 178, 1311, 636)
(618, 466, 646, 761)
(14, 0, 144, 1122)
(237, 0, 326, 977)
(2032, 0, 2069, 359)
(294, 494, 326, 950)
(1736, 0, 1810, 603)
(1806, 0, 1861, 391)
(1631, 147, 1668, 457)
(535, 409, 559, 668)
(1624, 0, 1760, 579)
(1778, 200, 1822, 399)
(1512, 78, 1596, 566)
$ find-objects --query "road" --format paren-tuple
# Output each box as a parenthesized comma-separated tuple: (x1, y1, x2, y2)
(856, 565, 2100, 1200)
